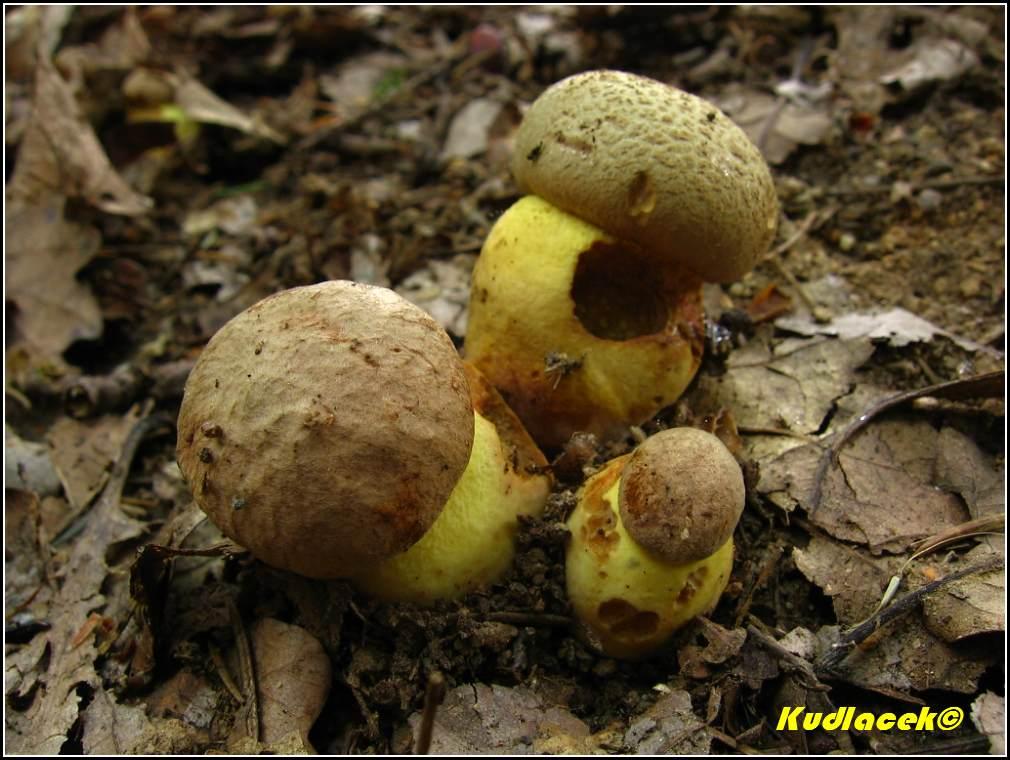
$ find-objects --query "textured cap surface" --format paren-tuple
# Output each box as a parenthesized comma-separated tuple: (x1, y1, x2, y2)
(512, 70, 778, 282)
(618, 427, 744, 564)
(176, 281, 474, 579)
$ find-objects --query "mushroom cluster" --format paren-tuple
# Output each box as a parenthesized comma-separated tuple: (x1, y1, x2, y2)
(177, 281, 550, 599)
(176, 69, 771, 660)
(465, 70, 778, 447)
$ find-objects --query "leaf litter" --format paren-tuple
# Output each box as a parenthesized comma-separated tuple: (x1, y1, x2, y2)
(3, 5, 1004, 755)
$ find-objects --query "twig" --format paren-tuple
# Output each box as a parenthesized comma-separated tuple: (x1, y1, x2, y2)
(809, 370, 1004, 513)
(761, 208, 834, 314)
(746, 622, 829, 692)
(209, 643, 244, 703)
(486, 611, 573, 628)
(822, 173, 1003, 197)
(815, 555, 1004, 674)
(414, 671, 446, 755)
(229, 599, 260, 742)
(297, 44, 475, 151)
(734, 542, 785, 627)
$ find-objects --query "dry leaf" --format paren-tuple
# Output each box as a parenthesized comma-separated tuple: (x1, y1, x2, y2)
(777, 306, 994, 353)
(922, 545, 1005, 642)
(250, 618, 332, 751)
(8, 57, 152, 215)
(4, 414, 160, 754)
(442, 98, 505, 161)
(835, 617, 991, 694)
(47, 412, 140, 512)
(692, 335, 875, 434)
(622, 690, 710, 754)
(793, 537, 901, 624)
(714, 85, 834, 165)
(396, 254, 476, 338)
(408, 683, 593, 755)
(6, 201, 104, 360)
(6, 426, 62, 497)
(971, 692, 1006, 755)
(171, 72, 285, 144)
(813, 417, 971, 552)
(4, 490, 51, 615)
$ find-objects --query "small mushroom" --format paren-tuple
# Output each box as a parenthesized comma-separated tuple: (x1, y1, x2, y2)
(565, 427, 745, 659)
(354, 362, 551, 603)
(465, 70, 778, 448)
(176, 281, 475, 580)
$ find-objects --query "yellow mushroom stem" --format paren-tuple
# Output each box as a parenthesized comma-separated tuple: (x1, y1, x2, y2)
(565, 454, 734, 660)
(465, 195, 704, 449)
(354, 364, 551, 603)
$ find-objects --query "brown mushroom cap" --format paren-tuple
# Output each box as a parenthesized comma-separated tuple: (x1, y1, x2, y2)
(511, 70, 778, 283)
(176, 281, 474, 579)
(618, 427, 744, 564)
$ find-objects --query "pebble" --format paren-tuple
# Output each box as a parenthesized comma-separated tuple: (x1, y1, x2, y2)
(916, 188, 943, 212)
(960, 275, 982, 298)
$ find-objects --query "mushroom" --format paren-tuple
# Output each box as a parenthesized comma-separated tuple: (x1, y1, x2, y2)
(355, 362, 551, 603)
(177, 281, 550, 593)
(465, 70, 778, 448)
(564, 427, 745, 659)
(178, 281, 543, 587)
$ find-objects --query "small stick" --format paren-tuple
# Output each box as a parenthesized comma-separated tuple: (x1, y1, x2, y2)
(823, 174, 1003, 197)
(746, 623, 828, 692)
(733, 542, 785, 628)
(486, 611, 573, 628)
(414, 671, 446, 755)
(815, 555, 1003, 674)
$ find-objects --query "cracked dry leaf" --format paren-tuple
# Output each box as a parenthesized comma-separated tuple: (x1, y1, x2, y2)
(47, 413, 140, 512)
(922, 544, 1004, 642)
(793, 537, 902, 625)
(832, 615, 992, 694)
(813, 416, 971, 552)
(935, 426, 1005, 553)
(250, 618, 332, 751)
(797, 539, 995, 694)
(8, 57, 152, 215)
(776, 306, 994, 354)
(713, 84, 834, 165)
(622, 690, 710, 754)
(81, 688, 156, 754)
(407, 683, 594, 755)
(677, 618, 746, 680)
(4, 414, 158, 754)
(691, 335, 875, 435)
(6, 201, 103, 361)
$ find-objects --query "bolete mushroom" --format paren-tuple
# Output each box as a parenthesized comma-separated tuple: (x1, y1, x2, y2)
(177, 281, 548, 588)
(177, 280, 549, 594)
(465, 70, 778, 448)
(565, 427, 745, 659)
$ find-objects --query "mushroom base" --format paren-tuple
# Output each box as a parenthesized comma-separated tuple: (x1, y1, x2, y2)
(565, 455, 734, 659)
(354, 408, 550, 603)
(465, 196, 704, 449)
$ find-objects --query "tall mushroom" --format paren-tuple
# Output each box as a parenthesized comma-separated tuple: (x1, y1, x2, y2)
(465, 70, 778, 448)
(177, 281, 549, 593)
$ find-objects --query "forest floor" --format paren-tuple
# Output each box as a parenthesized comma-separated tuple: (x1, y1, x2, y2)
(5, 6, 1005, 755)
